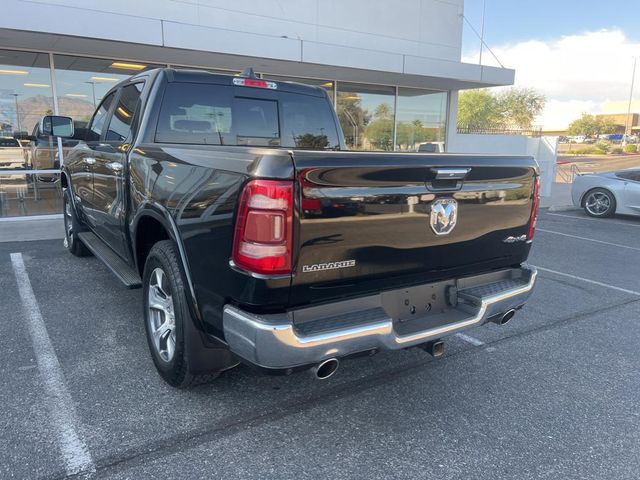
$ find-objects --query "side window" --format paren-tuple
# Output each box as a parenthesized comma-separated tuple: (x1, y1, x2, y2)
(105, 83, 144, 143)
(87, 92, 116, 141)
(617, 171, 640, 182)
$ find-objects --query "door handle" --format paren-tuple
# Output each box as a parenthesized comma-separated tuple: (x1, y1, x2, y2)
(83, 157, 96, 165)
(106, 162, 123, 173)
(430, 168, 470, 180)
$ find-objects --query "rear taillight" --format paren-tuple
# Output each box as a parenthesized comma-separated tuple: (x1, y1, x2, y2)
(232, 179, 294, 275)
(527, 176, 541, 241)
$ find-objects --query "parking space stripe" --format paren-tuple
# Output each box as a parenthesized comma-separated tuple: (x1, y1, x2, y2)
(455, 333, 485, 346)
(543, 212, 640, 228)
(10, 253, 95, 477)
(537, 228, 640, 251)
(537, 266, 640, 297)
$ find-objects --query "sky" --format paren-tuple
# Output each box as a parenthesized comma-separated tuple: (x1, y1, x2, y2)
(461, 0, 640, 129)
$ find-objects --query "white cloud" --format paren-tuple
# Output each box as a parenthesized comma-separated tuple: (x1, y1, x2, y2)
(463, 30, 640, 129)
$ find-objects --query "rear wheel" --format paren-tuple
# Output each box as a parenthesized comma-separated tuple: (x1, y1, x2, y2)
(583, 188, 616, 217)
(63, 189, 91, 257)
(143, 240, 220, 388)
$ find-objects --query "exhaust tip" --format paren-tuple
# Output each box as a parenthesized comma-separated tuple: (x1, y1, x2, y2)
(500, 309, 516, 325)
(313, 358, 339, 380)
(421, 340, 444, 358)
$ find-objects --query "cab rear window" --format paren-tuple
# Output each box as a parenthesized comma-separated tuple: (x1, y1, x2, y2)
(155, 82, 339, 149)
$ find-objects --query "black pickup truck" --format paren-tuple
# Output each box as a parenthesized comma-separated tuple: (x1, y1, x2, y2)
(43, 68, 539, 387)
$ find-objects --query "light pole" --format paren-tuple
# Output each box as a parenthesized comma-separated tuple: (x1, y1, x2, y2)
(624, 56, 636, 144)
(84, 81, 97, 108)
(11, 93, 21, 133)
(479, 0, 486, 65)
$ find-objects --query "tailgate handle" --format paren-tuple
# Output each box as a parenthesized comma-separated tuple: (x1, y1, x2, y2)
(431, 168, 470, 180)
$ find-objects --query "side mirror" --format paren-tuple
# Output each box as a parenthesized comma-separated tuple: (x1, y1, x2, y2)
(40, 115, 74, 138)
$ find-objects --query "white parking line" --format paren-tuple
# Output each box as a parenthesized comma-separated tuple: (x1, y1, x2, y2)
(537, 228, 640, 251)
(544, 212, 640, 228)
(455, 333, 485, 346)
(10, 253, 95, 477)
(537, 266, 640, 297)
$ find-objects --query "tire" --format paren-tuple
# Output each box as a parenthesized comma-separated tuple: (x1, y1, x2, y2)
(143, 240, 220, 388)
(63, 189, 91, 257)
(582, 188, 616, 218)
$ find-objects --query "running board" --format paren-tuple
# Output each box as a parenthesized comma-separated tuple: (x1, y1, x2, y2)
(77, 232, 142, 289)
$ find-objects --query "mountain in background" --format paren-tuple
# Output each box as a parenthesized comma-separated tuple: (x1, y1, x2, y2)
(1, 94, 95, 134)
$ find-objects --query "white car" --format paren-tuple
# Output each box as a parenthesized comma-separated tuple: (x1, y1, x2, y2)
(0, 137, 27, 170)
(572, 169, 640, 217)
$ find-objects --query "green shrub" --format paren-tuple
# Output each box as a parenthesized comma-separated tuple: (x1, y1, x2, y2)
(570, 147, 600, 155)
(611, 147, 623, 154)
(595, 140, 611, 152)
(624, 144, 638, 153)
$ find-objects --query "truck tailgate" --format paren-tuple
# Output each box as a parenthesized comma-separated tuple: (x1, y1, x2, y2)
(290, 151, 538, 307)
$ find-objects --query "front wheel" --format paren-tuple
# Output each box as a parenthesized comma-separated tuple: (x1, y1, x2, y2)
(143, 240, 221, 388)
(583, 188, 616, 217)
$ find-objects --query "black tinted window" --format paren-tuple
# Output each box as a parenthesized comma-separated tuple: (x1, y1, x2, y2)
(155, 82, 337, 149)
(105, 83, 143, 142)
(280, 95, 339, 149)
(88, 92, 115, 141)
(617, 170, 640, 182)
(234, 97, 279, 146)
(156, 83, 234, 145)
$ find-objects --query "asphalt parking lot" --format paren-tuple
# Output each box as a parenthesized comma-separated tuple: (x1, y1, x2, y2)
(2, 208, 640, 480)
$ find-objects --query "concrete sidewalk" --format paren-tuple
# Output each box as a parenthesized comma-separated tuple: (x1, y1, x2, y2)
(0, 217, 65, 243)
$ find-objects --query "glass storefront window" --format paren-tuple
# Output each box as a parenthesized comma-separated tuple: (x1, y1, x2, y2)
(262, 75, 334, 103)
(0, 49, 54, 140)
(0, 172, 62, 217)
(396, 88, 448, 152)
(0, 49, 62, 218)
(53, 55, 161, 127)
(336, 83, 395, 150)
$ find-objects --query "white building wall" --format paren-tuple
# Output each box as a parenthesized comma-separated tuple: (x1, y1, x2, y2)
(4, 0, 464, 62)
(1, 0, 464, 69)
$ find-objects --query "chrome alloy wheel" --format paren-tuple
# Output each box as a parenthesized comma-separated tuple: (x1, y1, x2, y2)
(585, 191, 611, 216)
(147, 267, 176, 362)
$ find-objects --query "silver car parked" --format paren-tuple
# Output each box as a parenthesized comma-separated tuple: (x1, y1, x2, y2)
(572, 169, 640, 218)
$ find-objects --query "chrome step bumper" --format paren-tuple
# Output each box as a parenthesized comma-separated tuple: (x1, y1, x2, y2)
(223, 265, 537, 369)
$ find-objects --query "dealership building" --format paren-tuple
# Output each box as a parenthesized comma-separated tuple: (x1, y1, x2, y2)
(0, 0, 518, 219)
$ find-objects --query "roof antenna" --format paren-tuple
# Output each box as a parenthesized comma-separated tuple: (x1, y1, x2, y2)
(241, 67, 257, 78)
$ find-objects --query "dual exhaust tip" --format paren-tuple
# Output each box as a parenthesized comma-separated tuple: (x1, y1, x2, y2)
(310, 309, 516, 380)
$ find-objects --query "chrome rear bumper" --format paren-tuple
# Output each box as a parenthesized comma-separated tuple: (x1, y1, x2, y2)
(223, 265, 537, 369)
